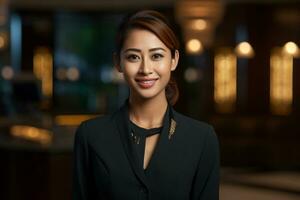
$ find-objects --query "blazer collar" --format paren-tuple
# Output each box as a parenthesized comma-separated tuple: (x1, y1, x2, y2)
(113, 100, 178, 188)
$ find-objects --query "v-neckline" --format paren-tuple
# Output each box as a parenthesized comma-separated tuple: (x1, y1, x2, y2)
(143, 134, 160, 171)
(142, 106, 170, 172)
(129, 121, 163, 171)
(114, 100, 176, 188)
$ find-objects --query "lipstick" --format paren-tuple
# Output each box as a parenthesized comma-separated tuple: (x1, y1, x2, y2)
(135, 78, 158, 89)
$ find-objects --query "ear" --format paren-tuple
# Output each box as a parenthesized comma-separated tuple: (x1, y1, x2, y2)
(171, 50, 179, 71)
(113, 52, 122, 72)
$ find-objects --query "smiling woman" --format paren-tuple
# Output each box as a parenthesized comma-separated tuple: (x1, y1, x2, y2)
(116, 29, 178, 102)
(115, 10, 180, 106)
(72, 10, 220, 200)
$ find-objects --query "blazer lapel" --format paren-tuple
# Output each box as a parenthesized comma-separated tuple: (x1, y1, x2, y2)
(113, 101, 179, 189)
(113, 102, 149, 188)
(144, 105, 178, 172)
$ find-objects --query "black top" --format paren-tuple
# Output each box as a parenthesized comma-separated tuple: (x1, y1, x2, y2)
(72, 101, 220, 200)
(129, 120, 162, 171)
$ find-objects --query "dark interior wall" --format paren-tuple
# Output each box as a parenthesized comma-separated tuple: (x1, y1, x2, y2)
(0, 149, 72, 200)
(212, 3, 300, 169)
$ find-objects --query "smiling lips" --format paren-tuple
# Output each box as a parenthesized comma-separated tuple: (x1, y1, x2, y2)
(135, 78, 158, 89)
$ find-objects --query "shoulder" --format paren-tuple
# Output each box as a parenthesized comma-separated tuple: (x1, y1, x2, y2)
(174, 110, 214, 133)
(80, 114, 112, 129)
(173, 110, 218, 144)
(75, 114, 114, 141)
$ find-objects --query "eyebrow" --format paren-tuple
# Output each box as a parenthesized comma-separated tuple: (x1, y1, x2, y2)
(123, 47, 166, 53)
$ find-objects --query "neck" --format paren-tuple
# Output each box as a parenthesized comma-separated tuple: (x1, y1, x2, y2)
(128, 93, 168, 129)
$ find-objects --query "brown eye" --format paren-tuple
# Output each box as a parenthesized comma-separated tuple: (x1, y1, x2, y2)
(152, 53, 164, 61)
(126, 54, 140, 62)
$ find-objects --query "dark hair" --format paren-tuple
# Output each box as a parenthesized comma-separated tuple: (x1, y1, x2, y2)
(115, 10, 180, 105)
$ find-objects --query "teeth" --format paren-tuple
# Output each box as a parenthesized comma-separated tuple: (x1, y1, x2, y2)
(138, 80, 155, 83)
(141, 80, 154, 83)
(136, 79, 156, 88)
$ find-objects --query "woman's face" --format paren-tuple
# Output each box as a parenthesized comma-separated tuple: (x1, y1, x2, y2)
(117, 29, 179, 101)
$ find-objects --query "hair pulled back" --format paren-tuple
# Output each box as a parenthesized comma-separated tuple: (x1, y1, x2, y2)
(115, 10, 180, 105)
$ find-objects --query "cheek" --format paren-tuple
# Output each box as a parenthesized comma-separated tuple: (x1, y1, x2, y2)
(122, 63, 138, 78)
(156, 61, 173, 75)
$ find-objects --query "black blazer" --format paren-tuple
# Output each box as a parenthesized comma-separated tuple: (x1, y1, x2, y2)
(72, 102, 220, 200)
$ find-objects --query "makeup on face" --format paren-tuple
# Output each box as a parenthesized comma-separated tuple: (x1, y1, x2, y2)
(119, 29, 176, 99)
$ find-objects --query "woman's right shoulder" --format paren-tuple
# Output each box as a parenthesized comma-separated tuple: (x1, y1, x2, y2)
(81, 114, 112, 127)
(75, 114, 115, 139)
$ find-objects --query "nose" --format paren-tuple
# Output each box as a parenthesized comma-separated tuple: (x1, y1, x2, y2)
(139, 56, 153, 75)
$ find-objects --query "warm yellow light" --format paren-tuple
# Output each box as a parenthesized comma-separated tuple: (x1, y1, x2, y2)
(270, 49, 293, 115)
(186, 39, 202, 54)
(0, 32, 7, 49)
(235, 42, 254, 58)
(10, 125, 52, 145)
(67, 67, 80, 81)
(1, 66, 14, 80)
(0, 36, 5, 49)
(283, 41, 299, 56)
(191, 19, 207, 31)
(33, 47, 53, 97)
(214, 50, 237, 113)
(55, 115, 100, 126)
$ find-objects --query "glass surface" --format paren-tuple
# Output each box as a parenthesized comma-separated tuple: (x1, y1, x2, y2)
(54, 12, 127, 114)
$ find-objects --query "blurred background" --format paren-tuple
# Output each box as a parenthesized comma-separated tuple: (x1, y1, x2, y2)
(0, 0, 300, 199)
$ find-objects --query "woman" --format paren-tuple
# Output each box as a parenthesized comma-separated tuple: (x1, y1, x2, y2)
(73, 10, 219, 200)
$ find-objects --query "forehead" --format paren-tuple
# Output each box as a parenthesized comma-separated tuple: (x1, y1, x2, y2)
(122, 29, 168, 50)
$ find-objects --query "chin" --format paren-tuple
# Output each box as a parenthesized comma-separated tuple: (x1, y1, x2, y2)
(131, 88, 165, 101)
(135, 92, 159, 100)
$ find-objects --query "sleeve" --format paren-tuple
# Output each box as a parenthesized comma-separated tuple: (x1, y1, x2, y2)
(72, 122, 93, 200)
(190, 126, 220, 200)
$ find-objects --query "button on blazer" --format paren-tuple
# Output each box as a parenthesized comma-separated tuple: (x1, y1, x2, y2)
(72, 102, 220, 200)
